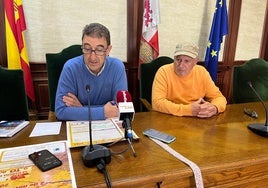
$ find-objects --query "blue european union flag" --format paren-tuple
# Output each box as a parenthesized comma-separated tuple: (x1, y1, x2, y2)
(205, 0, 228, 82)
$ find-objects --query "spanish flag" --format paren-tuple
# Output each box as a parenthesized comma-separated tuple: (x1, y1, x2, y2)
(4, 0, 35, 101)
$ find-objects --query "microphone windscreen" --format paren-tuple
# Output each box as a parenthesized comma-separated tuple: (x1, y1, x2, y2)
(116, 90, 132, 103)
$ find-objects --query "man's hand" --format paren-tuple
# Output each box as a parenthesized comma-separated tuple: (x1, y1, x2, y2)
(191, 98, 205, 116)
(192, 98, 218, 118)
(104, 101, 119, 118)
(197, 101, 218, 118)
(62, 93, 82, 107)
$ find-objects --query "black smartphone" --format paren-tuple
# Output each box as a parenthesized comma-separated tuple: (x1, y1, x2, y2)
(28, 149, 62, 172)
(143, 128, 176, 144)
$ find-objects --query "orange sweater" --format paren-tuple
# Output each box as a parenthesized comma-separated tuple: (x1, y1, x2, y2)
(152, 64, 227, 116)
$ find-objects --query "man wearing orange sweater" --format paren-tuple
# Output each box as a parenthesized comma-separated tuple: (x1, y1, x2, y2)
(152, 42, 227, 118)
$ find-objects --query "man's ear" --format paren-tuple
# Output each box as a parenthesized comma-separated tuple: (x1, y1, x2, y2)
(106, 45, 112, 56)
(195, 57, 199, 64)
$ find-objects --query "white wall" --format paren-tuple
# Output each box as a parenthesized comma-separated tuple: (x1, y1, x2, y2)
(23, 0, 127, 62)
(23, 0, 266, 62)
(158, 0, 216, 59)
(235, 0, 266, 60)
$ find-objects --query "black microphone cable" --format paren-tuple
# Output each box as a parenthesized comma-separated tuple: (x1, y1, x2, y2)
(107, 138, 137, 157)
(96, 159, 112, 188)
(106, 130, 137, 157)
(107, 138, 131, 155)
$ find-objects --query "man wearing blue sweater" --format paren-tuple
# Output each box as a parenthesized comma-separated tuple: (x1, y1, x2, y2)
(55, 23, 128, 120)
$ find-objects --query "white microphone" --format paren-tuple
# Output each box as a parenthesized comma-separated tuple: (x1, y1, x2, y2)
(116, 90, 135, 140)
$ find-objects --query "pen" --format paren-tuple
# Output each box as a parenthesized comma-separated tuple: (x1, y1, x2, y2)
(110, 101, 116, 105)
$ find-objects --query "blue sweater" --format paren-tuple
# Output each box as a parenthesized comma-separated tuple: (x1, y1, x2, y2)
(55, 55, 128, 120)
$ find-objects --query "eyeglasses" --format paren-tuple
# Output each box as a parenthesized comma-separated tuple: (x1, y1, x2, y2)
(81, 44, 107, 56)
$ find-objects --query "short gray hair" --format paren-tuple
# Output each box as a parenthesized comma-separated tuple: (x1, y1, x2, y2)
(82, 23, 111, 45)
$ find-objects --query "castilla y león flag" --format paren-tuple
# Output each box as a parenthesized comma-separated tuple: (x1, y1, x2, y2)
(4, 0, 35, 101)
(139, 0, 160, 66)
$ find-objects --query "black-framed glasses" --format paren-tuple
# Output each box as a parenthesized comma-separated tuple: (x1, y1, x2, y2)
(81, 44, 107, 56)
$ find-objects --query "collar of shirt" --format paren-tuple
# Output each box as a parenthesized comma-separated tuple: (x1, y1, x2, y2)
(85, 61, 106, 76)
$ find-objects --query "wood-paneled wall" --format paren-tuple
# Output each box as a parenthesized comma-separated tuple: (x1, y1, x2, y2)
(28, 63, 50, 119)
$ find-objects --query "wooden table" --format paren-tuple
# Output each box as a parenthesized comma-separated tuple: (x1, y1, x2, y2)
(1, 102, 268, 187)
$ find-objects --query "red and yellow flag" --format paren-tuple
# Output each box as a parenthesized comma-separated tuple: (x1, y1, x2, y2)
(4, 0, 35, 101)
(138, 0, 160, 79)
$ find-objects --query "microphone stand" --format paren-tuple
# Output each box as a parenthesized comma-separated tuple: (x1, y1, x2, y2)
(247, 82, 268, 137)
(82, 85, 112, 167)
(122, 117, 137, 157)
(82, 85, 112, 187)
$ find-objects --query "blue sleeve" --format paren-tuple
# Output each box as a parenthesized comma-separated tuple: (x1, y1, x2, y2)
(112, 61, 128, 99)
(56, 105, 105, 121)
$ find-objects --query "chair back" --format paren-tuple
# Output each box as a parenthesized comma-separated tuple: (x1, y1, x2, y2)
(0, 66, 29, 120)
(232, 58, 268, 103)
(139, 56, 173, 111)
(45, 45, 83, 119)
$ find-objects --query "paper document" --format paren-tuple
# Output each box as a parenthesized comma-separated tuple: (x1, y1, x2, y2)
(30, 122, 61, 137)
(67, 118, 139, 148)
(66, 119, 124, 148)
(0, 140, 76, 187)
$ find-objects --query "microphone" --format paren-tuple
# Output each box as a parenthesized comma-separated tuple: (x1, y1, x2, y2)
(82, 85, 111, 167)
(116, 90, 135, 140)
(247, 81, 268, 137)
